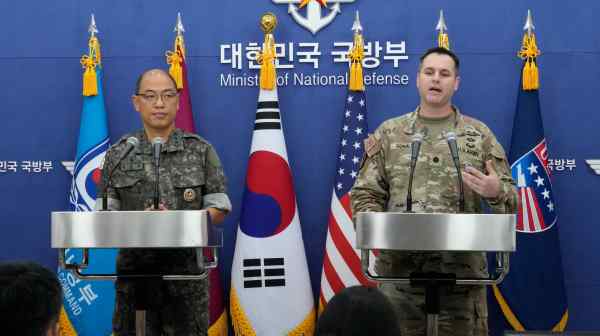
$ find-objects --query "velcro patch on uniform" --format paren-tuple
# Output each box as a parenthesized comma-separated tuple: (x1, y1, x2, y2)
(364, 134, 381, 158)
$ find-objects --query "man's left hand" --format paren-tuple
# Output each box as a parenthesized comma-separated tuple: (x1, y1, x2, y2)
(207, 207, 227, 225)
(462, 160, 501, 199)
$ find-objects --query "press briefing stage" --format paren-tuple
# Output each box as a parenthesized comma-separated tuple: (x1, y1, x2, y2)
(1, 1, 599, 335)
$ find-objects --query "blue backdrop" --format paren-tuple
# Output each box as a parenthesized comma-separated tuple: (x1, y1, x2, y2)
(1, 0, 599, 333)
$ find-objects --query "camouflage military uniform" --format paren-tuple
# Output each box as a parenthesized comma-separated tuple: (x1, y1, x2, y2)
(351, 107, 517, 336)
(100, 128, 231, 336)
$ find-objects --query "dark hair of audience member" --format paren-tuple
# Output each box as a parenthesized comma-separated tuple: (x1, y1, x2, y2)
(0, 261, 63, 336)
(316, 285, 401, 336)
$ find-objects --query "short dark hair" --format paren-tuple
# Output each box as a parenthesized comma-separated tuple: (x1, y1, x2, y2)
(0, 262, 62, 336)
(135, 68, 178, 94)
(419, 47, 460, 72)
(316, 286, 401, 336)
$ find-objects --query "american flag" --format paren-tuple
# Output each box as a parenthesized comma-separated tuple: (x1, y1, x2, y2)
(319, 89, 376, 312)
(512, 140, 557, 233)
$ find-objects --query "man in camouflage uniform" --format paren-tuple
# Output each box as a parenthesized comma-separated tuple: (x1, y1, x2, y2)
(99, 69, 231, 335)
(351, 47, 517, 336)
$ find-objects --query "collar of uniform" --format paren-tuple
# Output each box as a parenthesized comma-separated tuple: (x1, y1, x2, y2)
(403, 105, 466, 136)
(402, 108, 419, 135)
(452, 107, 473, 137)
(137, 128, 185, 154)
(163, 128, 185, 152)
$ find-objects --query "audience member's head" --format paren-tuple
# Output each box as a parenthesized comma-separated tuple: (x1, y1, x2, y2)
(0, 261, 62, 336)
(316, 285, 401, 336)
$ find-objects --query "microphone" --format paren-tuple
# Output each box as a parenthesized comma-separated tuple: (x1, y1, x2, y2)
(151, 137, 164, 210)
(406, 131, 425, 212)
(445, 132, 465, 212)
(101, 137, 139, 211)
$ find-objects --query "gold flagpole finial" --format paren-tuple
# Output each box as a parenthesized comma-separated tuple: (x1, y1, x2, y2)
(519, 9, 540, 90)
(259, 13, 278, 90)
(81, 14, 100, 96)
(436, 10, 450, 50)
(349, 11, 365, 91)
(260, 12, 277, 35)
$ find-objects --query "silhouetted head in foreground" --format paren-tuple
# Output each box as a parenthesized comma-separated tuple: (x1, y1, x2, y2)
(316, 286, 401, 336)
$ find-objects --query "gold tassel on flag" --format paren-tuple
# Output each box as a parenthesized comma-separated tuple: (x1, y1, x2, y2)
(519, 10, 540, 91)
(166, 35, 185, 89)
(259, 13, 277, 90)
(438, 32, 450, 50)
(230, 286, 257, 335)
(80, 36, 100, 97)
(349, 13, 365, 91)
(58, 307, 77, 336)
(519, 32, 540, 91)
(436, 10, 450, 50)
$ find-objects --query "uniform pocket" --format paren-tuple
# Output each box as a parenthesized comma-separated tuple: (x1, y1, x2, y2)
(111, 173, 142, 210)
(172, 168, 205, 210)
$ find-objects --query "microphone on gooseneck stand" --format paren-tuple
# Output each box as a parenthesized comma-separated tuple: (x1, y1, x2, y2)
(445, 131, 465, 212)
(151, 137, 164, 210)
(406, 131, 425, 212)
(101, 137, 139, 211)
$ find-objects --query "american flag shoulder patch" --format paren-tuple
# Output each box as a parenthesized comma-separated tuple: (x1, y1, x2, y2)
(364, 134, 381, 158)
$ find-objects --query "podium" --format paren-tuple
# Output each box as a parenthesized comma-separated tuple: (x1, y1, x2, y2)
(51, 210, 221, 335)
(356, 212, 516, 336)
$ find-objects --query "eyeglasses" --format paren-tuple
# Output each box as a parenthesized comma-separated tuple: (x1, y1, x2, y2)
(137, 90, 179, 104)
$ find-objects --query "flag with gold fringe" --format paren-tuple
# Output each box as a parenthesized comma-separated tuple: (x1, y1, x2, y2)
(491, 10, 569, 333)
(318, 11, 376, 315)
(230, 13, 315, 336)
(57, 14, 115, 336)
(165, 13, 229, 336)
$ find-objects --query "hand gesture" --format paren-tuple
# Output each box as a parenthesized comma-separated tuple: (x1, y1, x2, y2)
(462, 160, 501, 199)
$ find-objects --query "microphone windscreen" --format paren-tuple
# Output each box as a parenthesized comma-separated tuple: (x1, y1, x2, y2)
(126, 137, 139, 147)
(412, 132, 424, 143)
(151, 137, 164, 146)
(445, 131, 457, 142)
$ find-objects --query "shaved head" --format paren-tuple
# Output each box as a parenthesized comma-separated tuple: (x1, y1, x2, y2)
(135, 69, 178, 94)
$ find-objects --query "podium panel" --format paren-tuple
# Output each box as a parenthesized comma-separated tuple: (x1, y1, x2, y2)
(51, 210, 220, 248)
(51, 210, 221, 281)
(356, 212, 516, 252)
(356, 212, 516, 285)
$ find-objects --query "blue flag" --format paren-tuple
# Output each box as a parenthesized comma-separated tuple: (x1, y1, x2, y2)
(57, 37, 115, 335)
(492, 64, 568, 331)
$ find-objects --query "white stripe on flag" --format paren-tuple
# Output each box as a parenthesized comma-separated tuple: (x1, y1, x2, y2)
(330, 191, 360, 254)
(521, 188, 530, 232)
(325, 229, 361, 288)
(330, 191, 379, 279)
(526, 187, 542, 232)
(320, 264, 335, 302)
(257, 108, 279, 113)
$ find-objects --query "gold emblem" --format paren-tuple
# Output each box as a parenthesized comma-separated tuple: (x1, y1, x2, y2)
(260, 12, 277, 34)
(183, 188, 196, 202)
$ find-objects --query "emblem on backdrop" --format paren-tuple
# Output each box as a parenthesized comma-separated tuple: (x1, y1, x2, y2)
(272, 0, 356, 34)
(586, 159, 600, 175)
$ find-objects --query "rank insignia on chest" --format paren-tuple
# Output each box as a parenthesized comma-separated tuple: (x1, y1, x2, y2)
(183, 188, 196, 202)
